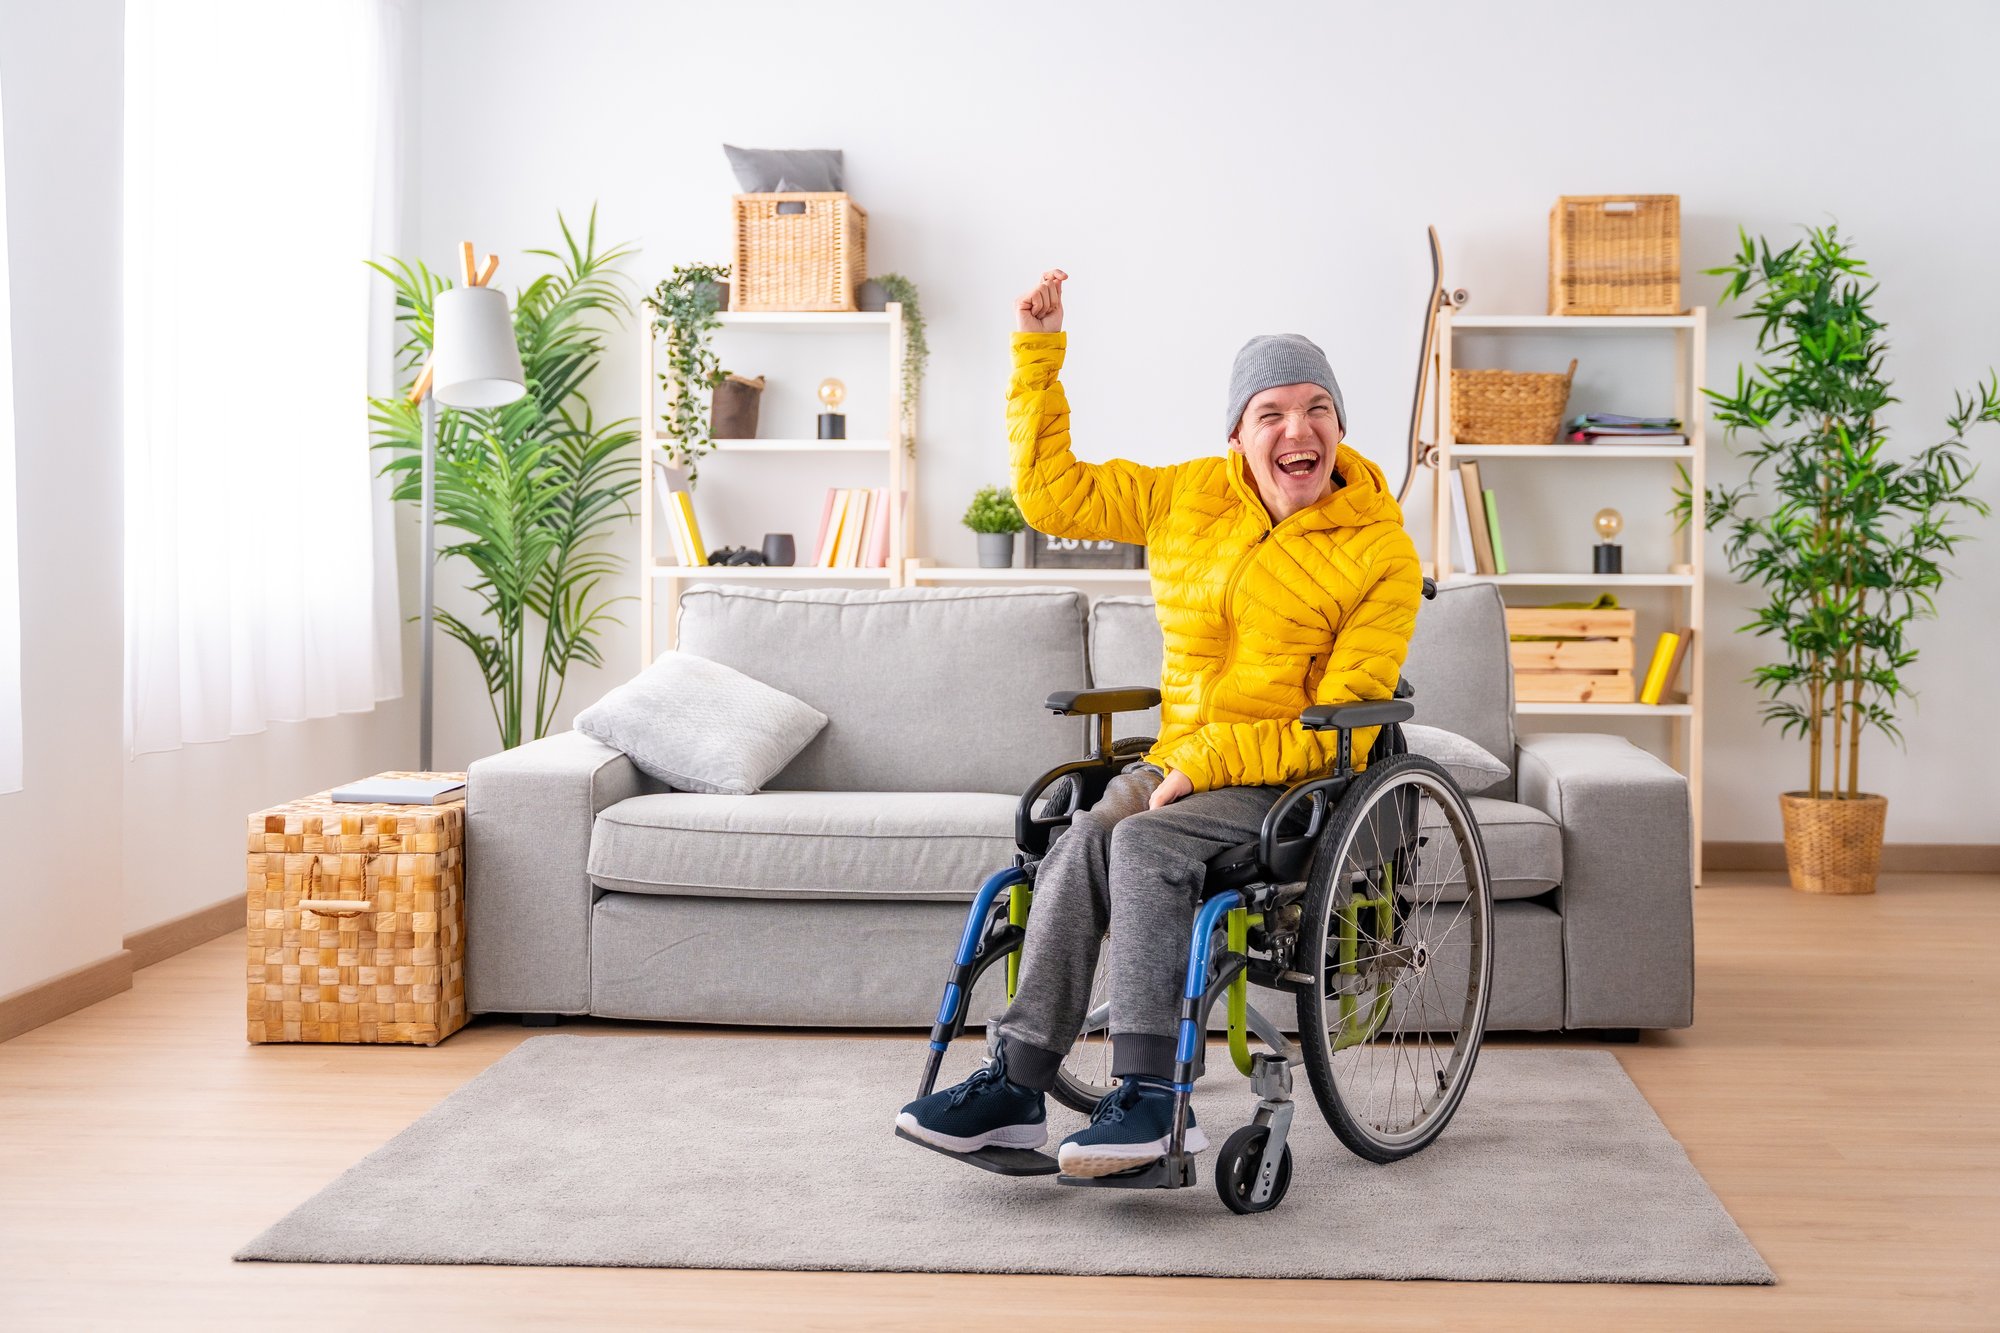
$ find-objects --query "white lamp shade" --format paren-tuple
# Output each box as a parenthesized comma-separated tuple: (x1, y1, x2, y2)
(433, 286, 526, 408)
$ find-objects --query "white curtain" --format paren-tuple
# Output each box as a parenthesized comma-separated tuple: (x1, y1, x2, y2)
(0, 79, 21, 794)
(123, 0, 405, 757)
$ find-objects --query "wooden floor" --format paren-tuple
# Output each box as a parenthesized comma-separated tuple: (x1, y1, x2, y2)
(2, 871, 1995, 1331)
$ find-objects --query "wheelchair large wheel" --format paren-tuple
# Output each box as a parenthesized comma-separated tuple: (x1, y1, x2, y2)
(1295, 752, 1495, 1163)
(1050, 936, 1118, 1114)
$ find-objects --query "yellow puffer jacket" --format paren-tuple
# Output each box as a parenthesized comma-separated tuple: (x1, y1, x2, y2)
(1008, 332, 1423, 793)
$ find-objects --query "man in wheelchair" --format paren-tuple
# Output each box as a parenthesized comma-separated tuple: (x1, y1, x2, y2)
(895, 269, 1430, 1193)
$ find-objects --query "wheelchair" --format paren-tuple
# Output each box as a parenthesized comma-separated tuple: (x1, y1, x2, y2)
(898, 576, 1496, 1214)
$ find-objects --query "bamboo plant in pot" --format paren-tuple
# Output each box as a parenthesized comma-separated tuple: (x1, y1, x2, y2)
(1700, 224, 1995, 893)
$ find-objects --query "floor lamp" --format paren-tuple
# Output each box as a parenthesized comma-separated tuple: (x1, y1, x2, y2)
(406, 242, 526, 772)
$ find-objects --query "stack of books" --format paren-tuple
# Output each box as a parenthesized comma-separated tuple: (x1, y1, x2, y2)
(1566, 414, 1687, 445)
(1448, 460, 1508, 576)
(654, 469, 710, 566)
(811, 486, 899, 568)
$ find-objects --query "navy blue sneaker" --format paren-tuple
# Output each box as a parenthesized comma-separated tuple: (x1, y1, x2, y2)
(896, 1050, 1048, 1154)
(1056, 1077, 1208, 1177)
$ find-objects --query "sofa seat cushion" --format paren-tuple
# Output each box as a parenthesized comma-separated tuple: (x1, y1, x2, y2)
(1418, 796, 1562, 901)
(587, 791, 1017, 902)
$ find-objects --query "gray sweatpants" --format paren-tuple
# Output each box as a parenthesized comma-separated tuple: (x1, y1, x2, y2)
(992, 762, 1293, 1090)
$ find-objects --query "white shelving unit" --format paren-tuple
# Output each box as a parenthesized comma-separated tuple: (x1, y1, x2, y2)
(1426, 305, 1708, 883)
(902, 558, 1152, 586)
(638, 307, 910, 661)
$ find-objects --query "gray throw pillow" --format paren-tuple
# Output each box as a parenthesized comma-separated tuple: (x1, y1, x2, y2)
(1402, 723, 1509, 795)
(723, 144, 844, 193)
(574, 651, 829, 795)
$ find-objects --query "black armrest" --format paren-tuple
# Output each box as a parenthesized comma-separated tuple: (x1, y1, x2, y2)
(1299, 699, 1415, 732)
(1045, 686, 1162, 717)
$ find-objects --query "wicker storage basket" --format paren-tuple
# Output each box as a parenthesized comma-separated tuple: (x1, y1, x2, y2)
(1549, 194, 1682, 315)
(1452, 358, 1577, 445)
(730, 192, 868, 312)
(245, 771, 466, 1045)
(1778, 792, 1886, 895)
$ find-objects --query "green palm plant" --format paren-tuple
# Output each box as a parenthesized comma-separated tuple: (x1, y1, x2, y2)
(1700, 222, 1994, 810)
(368, 207, 643, 751)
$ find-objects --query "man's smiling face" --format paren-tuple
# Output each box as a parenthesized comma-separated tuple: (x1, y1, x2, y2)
(1229, 381, 1344, 524)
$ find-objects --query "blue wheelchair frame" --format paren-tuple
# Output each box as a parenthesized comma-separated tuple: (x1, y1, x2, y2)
(908, 672, 1421, 1198)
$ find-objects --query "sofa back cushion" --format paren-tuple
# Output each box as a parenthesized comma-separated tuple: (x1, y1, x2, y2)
(1087, 597, 1166, 739)
(1403, 582, 1518, 800)
(1087, 581, 1518, 798)
(675, 585, 1089, 793)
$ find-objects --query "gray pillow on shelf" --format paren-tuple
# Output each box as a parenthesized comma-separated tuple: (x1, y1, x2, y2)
(1401, 723, 1510, 795)
(723, 144, 844, 193)
(574, 650, 829, 795)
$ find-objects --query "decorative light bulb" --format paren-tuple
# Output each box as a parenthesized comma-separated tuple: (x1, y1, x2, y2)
(817, 377, 847, 410)
(1593, 507, 1624, 541)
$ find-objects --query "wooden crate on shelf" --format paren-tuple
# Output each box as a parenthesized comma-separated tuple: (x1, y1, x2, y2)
(1505, 606, 1636, 703)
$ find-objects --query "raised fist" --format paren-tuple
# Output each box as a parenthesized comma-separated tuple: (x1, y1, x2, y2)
(1015, 268, 1068, 332)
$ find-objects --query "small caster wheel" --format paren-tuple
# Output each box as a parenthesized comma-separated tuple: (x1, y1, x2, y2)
(1216, 1124, 1292, 1214)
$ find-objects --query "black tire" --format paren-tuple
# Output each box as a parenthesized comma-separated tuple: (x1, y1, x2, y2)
(1294, 753, 1495, 1164)
(1215, 1124, 1292, 1214)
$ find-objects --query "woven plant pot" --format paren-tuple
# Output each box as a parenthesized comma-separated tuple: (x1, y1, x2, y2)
(1778, 791, 1887, 895)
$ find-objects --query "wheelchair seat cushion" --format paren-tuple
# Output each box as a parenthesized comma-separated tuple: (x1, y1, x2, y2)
(587, 790, 1019, 902)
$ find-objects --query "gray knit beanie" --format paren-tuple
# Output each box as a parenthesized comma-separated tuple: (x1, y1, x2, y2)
(1225, 333, 1345, 437)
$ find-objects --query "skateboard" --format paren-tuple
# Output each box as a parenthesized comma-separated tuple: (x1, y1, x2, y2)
(1398, 226, 1469, 506)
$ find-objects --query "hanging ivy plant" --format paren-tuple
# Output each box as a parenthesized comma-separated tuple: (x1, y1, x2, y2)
(875, 272, 927, 459)
(643, 261, 732, 485)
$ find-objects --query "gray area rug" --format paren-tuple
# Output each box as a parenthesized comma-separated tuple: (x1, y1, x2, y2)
(238, 1035, 1773, 1283)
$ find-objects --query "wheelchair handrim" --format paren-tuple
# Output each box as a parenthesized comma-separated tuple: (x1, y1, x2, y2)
(1300, 756, 1495, 1154)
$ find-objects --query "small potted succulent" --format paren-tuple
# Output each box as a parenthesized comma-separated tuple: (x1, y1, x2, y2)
(962, 485, 1025, 568)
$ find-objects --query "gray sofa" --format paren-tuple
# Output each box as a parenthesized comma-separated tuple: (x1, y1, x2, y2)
(466, 583, 1693, 1035)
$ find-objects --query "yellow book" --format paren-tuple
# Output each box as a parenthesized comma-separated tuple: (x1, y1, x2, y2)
(1639, 631, 1680, 705)
(655, 470, 693, 566)
(817, 489, 849, 567)
(674, 490, 709, 566)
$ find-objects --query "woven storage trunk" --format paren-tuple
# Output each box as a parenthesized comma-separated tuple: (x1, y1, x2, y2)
(245, 771, 466, 1045)
(1452, 359, 1577, 445)
(1549, 194, 1682, 315)
(730, 192, 868, 311)
(1506, 606, 1635, 703)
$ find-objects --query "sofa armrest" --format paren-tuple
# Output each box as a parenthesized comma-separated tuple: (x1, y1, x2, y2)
(466, 730, 651, 1015)
(1515, 733, 1693, 1030)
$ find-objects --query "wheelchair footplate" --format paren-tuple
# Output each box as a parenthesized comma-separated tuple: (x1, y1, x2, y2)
(1057, 1153, 1197, 1190)
(895, 1127, 1060, 1177)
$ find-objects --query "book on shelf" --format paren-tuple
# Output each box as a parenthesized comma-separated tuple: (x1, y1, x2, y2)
(331, 776, 465, 805)
(1566, 413, 1687, 445)
(1482, 489, 1508, 574)
(1458, 460, 1496, 575)
(652, 466, 708, 564)
(869, 488, 895, 567)
(674, 490, 709, 565)
(1661, 625, 1694, 698)
(809, 485, 901, 568)
(1639, 630, 1681, 704)
(812, 488, 838, 565)
(813, 488, 846, 566)
(1566, 431, 1689, 445)
(1447, 471, 1477, 574)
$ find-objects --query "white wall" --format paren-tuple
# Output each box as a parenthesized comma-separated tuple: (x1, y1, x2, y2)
(3, 0, 1995, 1004)
(416, 0, 1998, 846)
(0, 0, 422, 1000)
